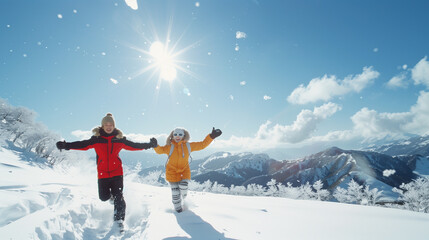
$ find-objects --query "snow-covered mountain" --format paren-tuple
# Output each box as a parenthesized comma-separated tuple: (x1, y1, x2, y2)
(246, 147, 422, 193)
(2, 146, 429, 240)
(186, 147, 425, 194)
(190, 152, 280, 186)
(366, 134, 429, 157)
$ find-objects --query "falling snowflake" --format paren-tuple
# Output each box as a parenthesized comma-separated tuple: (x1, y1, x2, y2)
(110, 78, 118, 84)
(236, 31, 247, 39)
(57, 14, 63, 19)
(263, 95, 271, 100)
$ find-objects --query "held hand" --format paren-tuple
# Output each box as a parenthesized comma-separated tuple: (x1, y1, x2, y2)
(210, 127, 222, 139)
(149, 137, 158, 148)
(56, 140, 68, 150)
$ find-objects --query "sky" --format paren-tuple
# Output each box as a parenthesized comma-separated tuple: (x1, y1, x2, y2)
(1, 146, 429, 239)
(1, 0, 429, 159)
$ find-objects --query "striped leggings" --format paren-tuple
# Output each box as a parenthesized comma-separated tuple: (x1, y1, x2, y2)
(169, 180, 189, 212)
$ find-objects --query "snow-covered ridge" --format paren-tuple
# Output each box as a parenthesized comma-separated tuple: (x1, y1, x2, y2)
(366, 135, 429, 157)
(186, 145, 428, 201)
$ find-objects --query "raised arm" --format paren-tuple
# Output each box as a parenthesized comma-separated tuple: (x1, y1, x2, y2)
(189, 127, 222, 152)
(56, 136, 97, 151)
(121, 137, 157, 151)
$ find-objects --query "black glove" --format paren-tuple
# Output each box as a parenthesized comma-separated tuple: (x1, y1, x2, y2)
(149, 137, 158, 148)
(210, 127, 222, 139)
(56, 140, 68, 150)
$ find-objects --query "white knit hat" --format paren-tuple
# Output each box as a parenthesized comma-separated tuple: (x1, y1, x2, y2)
(101, 113, 115, 127)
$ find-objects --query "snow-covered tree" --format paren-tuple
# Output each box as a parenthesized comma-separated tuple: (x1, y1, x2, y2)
(334, 180, 383, 205)
(0, 98, 65, 165)
(312, 180, 331, 201)
(393, 177, 429, 213)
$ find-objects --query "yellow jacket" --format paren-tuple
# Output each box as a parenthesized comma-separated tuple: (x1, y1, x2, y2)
(154, 134, 213, 182)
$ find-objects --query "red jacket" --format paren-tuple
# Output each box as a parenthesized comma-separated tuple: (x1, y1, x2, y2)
(65, 127, 151, 179)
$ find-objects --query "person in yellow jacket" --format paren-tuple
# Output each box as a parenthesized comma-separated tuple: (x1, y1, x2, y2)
(154, 127, 222, 212)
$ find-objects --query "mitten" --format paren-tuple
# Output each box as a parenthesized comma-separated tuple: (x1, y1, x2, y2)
(56, 140, 68, 150)
(150, 137, 158, 148)
(210, 127, 222, 139)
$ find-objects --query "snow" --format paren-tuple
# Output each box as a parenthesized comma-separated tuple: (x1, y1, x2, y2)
(1, 147, 429, 240)
(383, 169, 396, 177)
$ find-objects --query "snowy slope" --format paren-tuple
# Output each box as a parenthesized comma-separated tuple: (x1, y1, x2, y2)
(1, 147, 429, 240)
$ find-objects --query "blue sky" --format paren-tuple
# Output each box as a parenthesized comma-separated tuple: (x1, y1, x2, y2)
(1, 0, 429, 159)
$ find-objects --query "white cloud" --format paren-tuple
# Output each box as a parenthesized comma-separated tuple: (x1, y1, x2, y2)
(263, 95, 271, 100)
(240, 81, 246, 86)
(411, 56, 429, 88)
(214, 103, 341, 151)
(387, 73, 408, 88)
(407, 91, 429, 133)
(311, 90, 429, 144)
(110, 78, 118, 84)
(269, 102, 341, 143)
(126, 133, 168, 143)
(351, 108, 413, 140)
(213, 103, 341, 152)
(287, 67, 379, 104)
(349, 91, 429, 140)
(236, 31, 247, 39)
(71, 130, 92, 140)
(214, 91, 429, 152)
(124, 0, 138, 10)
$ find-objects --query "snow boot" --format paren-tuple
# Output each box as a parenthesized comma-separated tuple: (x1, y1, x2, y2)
(115, 220, 124, 233)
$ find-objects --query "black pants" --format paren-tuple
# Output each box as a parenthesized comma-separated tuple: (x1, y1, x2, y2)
(98, 175, 126, 221)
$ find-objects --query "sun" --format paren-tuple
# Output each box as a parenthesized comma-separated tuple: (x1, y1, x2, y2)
(149, 41, 177, 82)
(128, 20, 200, 93)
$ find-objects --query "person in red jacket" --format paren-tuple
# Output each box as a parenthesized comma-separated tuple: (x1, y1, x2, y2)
(56, 113, 157, 228)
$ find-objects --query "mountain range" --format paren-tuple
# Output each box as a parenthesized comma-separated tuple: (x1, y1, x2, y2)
(138, 135, 429, 198)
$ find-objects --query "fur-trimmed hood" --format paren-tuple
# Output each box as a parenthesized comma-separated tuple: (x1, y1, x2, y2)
(92, 127, 124, 139)
(166, 128, 190, 145)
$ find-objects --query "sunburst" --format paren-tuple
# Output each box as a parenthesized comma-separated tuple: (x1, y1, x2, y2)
(129, 20, 200, 92)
